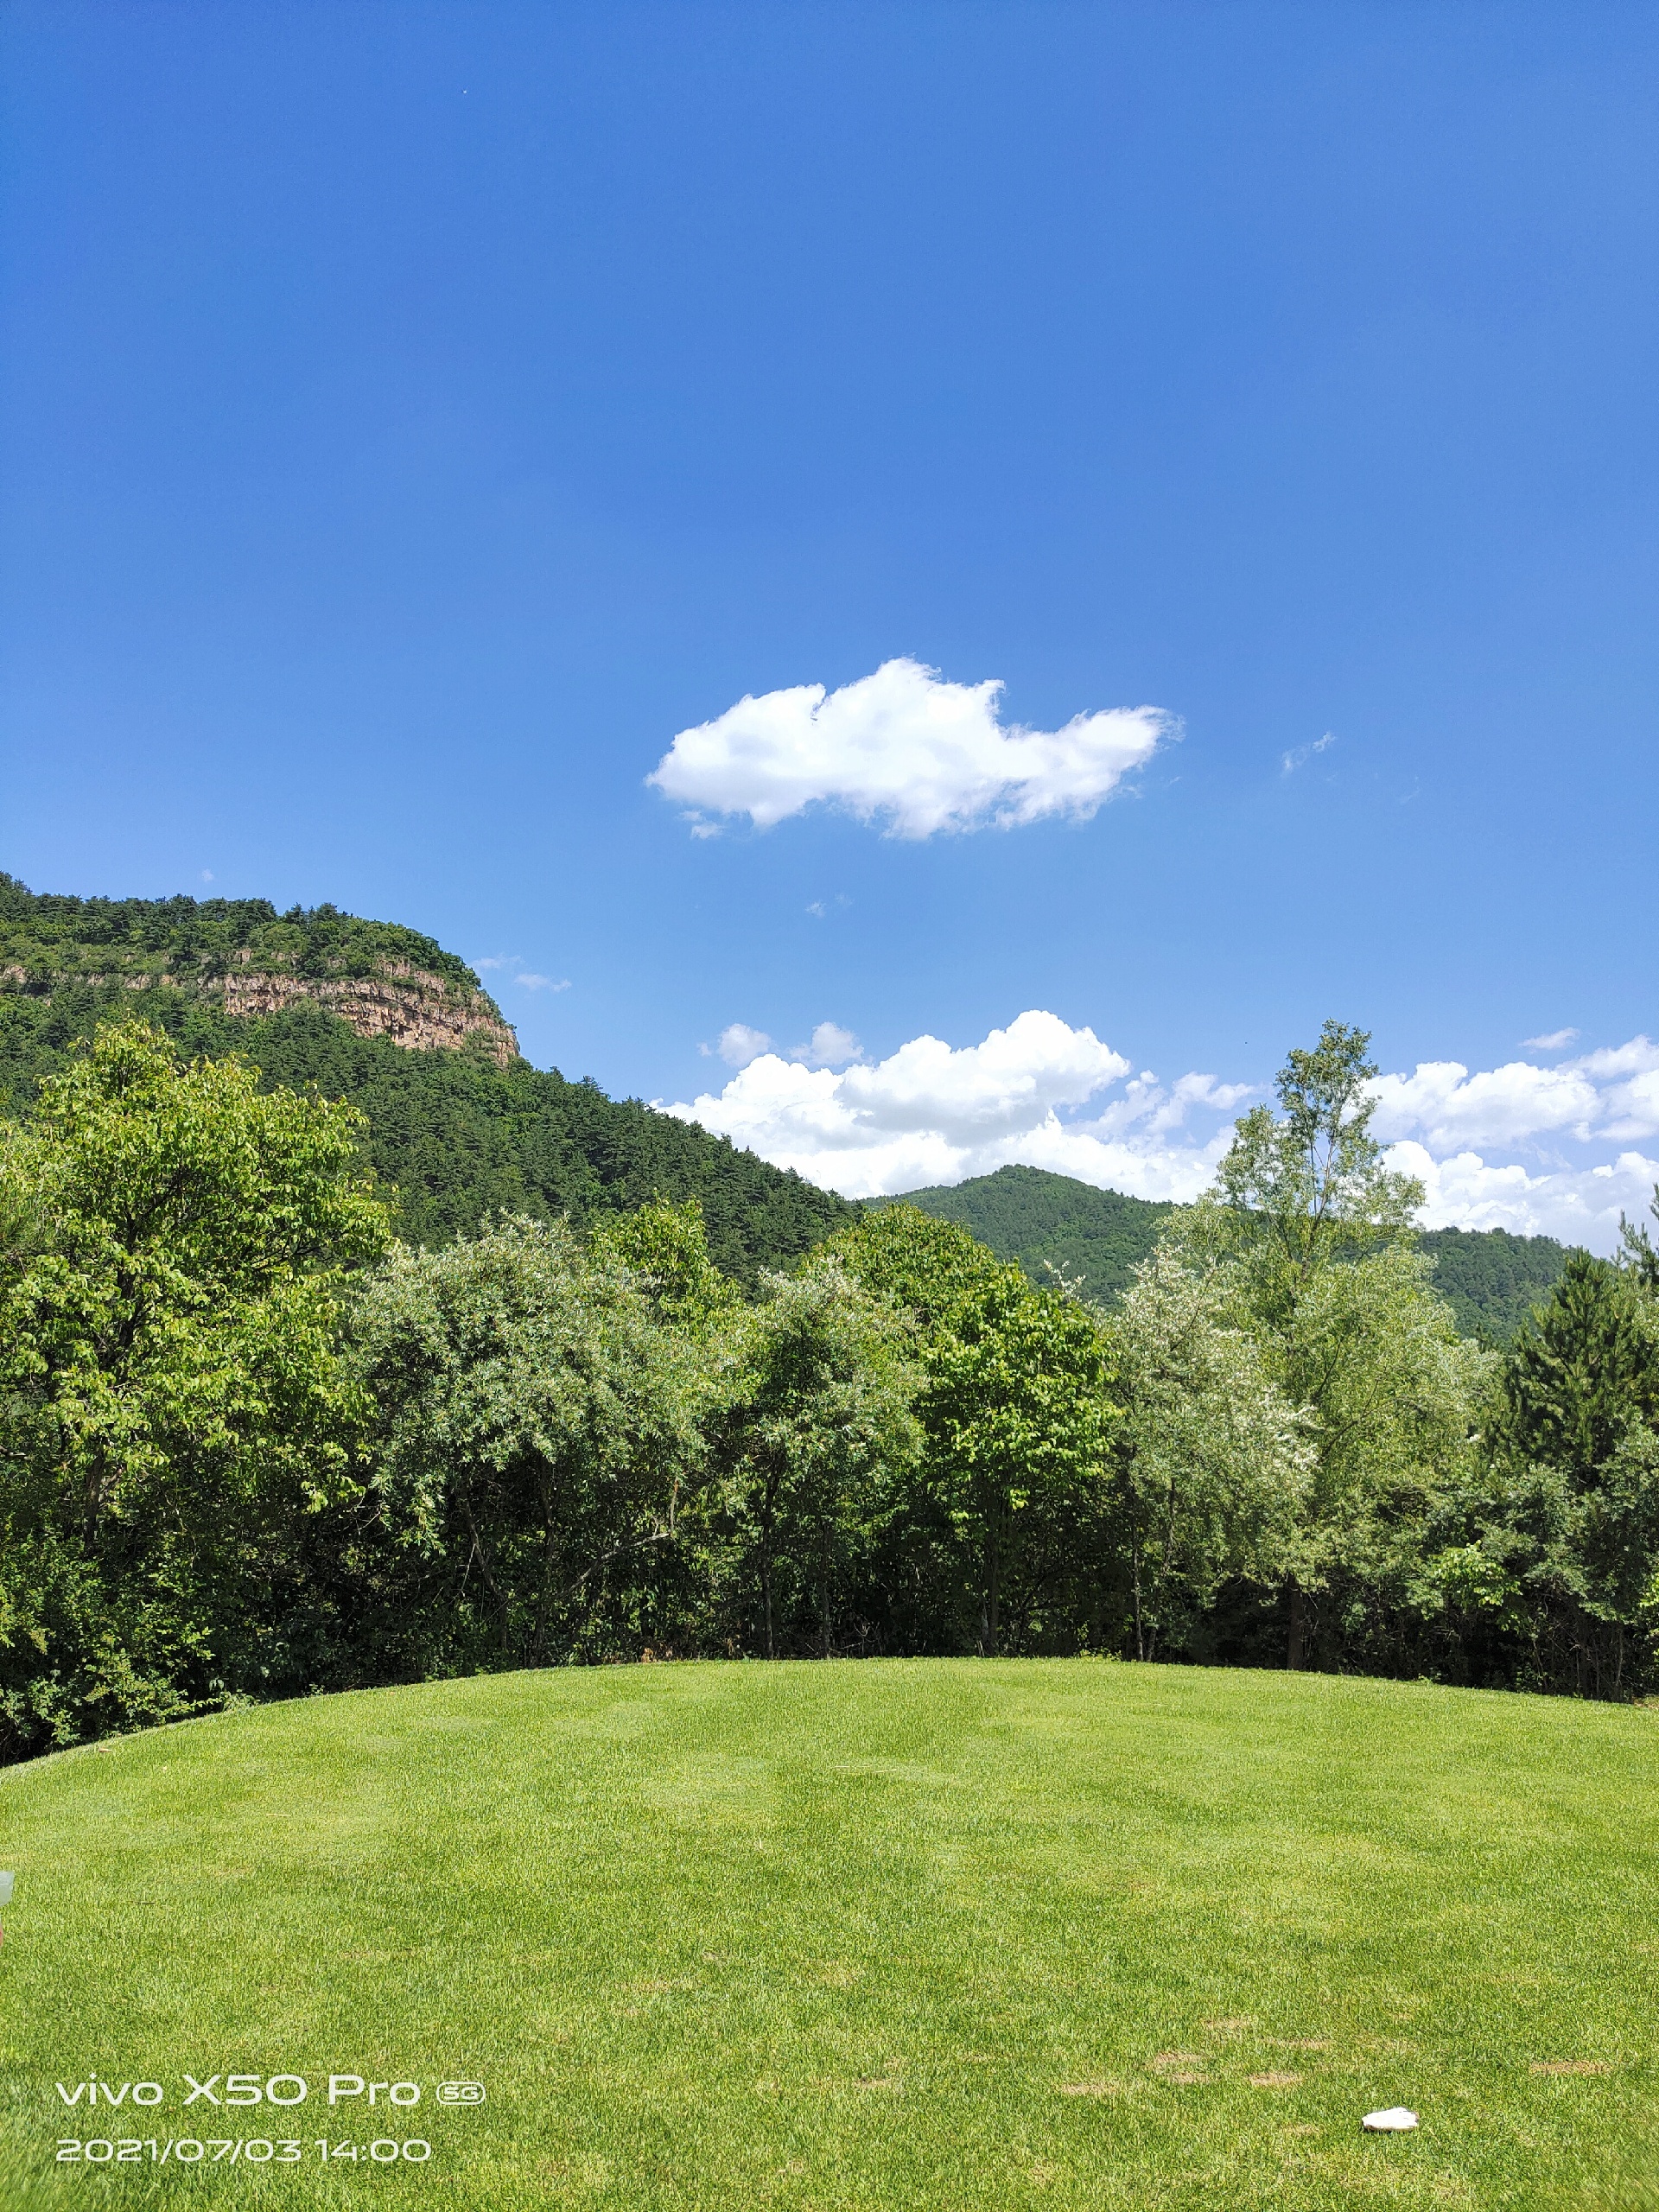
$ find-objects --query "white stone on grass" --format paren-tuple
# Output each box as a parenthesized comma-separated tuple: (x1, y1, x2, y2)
(1362, 2107, 1418, 2132)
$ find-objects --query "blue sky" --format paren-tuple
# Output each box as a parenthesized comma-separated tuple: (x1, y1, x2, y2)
(3, 3, 1656, 1240)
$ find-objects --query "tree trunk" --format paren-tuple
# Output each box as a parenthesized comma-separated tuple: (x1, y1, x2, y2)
(1287, 1581, 1306, 1671)
(986, 1508, 1001, 1657)
(759, 1458, 779, 1659)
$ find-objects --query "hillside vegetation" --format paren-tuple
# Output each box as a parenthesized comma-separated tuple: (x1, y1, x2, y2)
(3, 1661, 1653, 2210)
(0, 870, 482, 996)
(1413, 1223, 1575, 1344)
(0, 876, 853, 1276)
(891, 1164, 1174, 1301)
(897, 1163, 1571, 1341)
(3, 895, 1650, 1750)
(0, 877, 1570, 1326)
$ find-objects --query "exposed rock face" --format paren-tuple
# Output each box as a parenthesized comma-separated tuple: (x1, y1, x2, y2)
(3, 951, 520, 1067)
(219, 969, 519, 1065)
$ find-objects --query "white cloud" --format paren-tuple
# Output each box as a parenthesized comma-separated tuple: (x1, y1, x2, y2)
(666, 1012, 1234, 1203)
(1386, 1141, 1659, 1248)
(513, 973, 570, 992)
(1571, 1035, 1659, 1080)
(1522, 1027, 1579, 1051)
(1369, 1039, 1659, 1152)
(1281, 732, 1336, 774)
(649, 658, 1173, 839)
(666, 1018, 1659, 1252)
(715, 1022, 773, 1069)
(1368, 1059, 1601, 1151)
(791, 1021, 862, 1069)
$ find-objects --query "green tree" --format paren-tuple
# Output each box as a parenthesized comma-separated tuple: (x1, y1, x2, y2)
(830, 1206, 1117, 1654)
(1106, 1243, 1312, 1661)
(0, 1021, 391, 1755)
(1463, 1249, 1659, 1696)
(926, 1274, 1116, 1653)
(1181, 1023, 1488, 1667)
(1618, 1184, 1659, 1296)
(703, 1262, 919, 1658)
(590, 1198, 743, 1343)
(350, 1214, 698, 1669)
(827, 1204, 1007, 1335)
(1210, 1019, 1422, 1289)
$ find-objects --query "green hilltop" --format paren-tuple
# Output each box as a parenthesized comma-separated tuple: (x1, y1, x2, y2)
(0, 869, 482, 995)
(0, 874, 854, 1279)
(0, 874, 1574, 1329)
(894, 1161, 1572, 1341)
(887, 1163, 1175, 1302)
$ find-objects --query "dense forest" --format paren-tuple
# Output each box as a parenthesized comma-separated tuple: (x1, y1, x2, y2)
(1, 876, 1565, 1325)
(0, 877, 853, 1279)
(3, 878, 1655, 1759)
(892, 1165, 1174, 1304)
(1412, 1224, 1573, 1344)
(0, 870, 482, 995)
(899, 1164, 1571, 1343)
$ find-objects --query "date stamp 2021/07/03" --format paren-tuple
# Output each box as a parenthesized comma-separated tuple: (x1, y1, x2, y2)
(52, 2071, 486, 2168)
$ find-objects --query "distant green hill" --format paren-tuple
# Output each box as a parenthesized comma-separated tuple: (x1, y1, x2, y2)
(0, 876, 1579, 1325)
(887, 1165, 1175, 1303)
(0, 875, 855, 1280)
(891, 1162, 1572, 1341)
(1414, 1223, 1574, 1344)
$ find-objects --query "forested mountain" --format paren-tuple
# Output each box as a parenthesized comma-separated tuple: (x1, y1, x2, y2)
(0, 871, 482, 995)
(1412, 1224, 1574, 1344)
(895, 1162, 1572, 1340)
(0, 875, 1576, 1323)
(890, 1165, 1174, 1302)
(5, 980, 1651, 1751)
(0, 876, 853, 1277)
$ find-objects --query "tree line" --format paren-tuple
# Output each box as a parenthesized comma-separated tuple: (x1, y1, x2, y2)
(2, 1018, 1656, 1761)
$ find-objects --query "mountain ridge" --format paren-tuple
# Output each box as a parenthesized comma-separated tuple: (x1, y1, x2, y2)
(892, 1162, 1573, 1341)
(0, 875, 853, 1278)
(0, 876, 1579, 1331)
(0, 872, 518, 1064)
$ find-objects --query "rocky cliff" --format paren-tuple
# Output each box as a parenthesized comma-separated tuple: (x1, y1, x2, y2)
(219, 967, 518, 1065)
(0, 877, 521, 1068)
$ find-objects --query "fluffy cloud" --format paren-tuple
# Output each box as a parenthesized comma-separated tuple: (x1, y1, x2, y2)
(666, 1012, 1238, 1204)
(792, 1021, 862, 1069)
(1368, 1059, 1601, 1151)
(708, 1023, 773, 1069)
(668, 1018, 1659, 1250)
(1386, 1141, 1659, 1248)
(1363, 1040, 1659, 1240)
(649, 658, 1173, 839)
(1369, 1038, 1659, 1151)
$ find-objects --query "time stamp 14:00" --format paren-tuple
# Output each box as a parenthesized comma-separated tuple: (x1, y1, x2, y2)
(58, 2139, 433, 2164)
(50, 2075, 486, 2166)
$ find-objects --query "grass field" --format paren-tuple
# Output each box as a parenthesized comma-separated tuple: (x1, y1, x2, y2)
(1, 1659, 1655, 2209)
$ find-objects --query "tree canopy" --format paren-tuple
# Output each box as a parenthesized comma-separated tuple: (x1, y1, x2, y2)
(3, 1013, 1657, 1763)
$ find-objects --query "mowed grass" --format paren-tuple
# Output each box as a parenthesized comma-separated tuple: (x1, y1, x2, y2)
(2, 1661, 1656, 2210)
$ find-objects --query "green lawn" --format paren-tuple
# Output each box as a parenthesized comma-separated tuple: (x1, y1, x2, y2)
(1, 1660, 1654, 2209)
